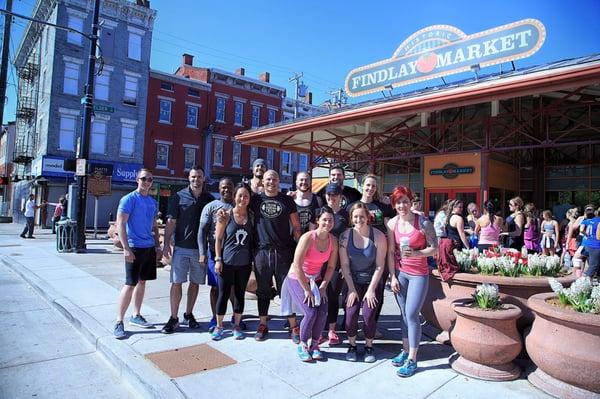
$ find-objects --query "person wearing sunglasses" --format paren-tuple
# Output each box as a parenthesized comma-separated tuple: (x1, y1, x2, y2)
(113, 169, 161, 339)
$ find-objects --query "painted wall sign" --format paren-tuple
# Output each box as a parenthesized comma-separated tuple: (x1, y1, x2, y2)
(345, 19, 546, 97)
(429, 163, 474, 179)
(37, 155, 141, 183)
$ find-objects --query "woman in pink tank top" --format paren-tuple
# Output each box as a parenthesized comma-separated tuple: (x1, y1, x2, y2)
(386, 186, 438, 378)
(286, 206, 338, 362)
(475, 201, 504, 251)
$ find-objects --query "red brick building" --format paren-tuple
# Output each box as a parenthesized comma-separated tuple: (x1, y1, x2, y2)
(174, 54, 294, 188)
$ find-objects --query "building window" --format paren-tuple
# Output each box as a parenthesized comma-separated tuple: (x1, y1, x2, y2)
(160, 81, 173, 91)
(188, 88, 200, 97)
(234, 101, 244, 126)
(159, 99, 172, 123)
(298, 153, 308, 172)
(250, 146, 258, 167)
(120, 124, 135, 156)
(59, 115, 76, 151)
(67, 15, 83, 45)
(281, 151, 291, 176)
(214, 138, 224, 166)
(63, 62, 79, 95)
(216, 97, 225, 123)
(251, 105, 260, 128)
(91, 120, 107, 154)
(156, 143, 169, 168)
(184, 147, 196, 170)
(95, 72, 110, 101)
(232, 142, 241, 168)
(124, 75, 138, 105)
(127, 31, 142, 61)
(267, 148, 274, 169)
(186, 105, 198, 128)
(268, 109, 276, 124)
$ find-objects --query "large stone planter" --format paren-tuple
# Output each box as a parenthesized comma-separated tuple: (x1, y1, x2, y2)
(450, 299, 522, 381)
(422, 270, 576, 342)
(526, 292, 600, 398)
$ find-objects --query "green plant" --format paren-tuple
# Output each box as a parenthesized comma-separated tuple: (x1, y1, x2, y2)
(472, 283, 500, 310)
(549, 277, 600, 314)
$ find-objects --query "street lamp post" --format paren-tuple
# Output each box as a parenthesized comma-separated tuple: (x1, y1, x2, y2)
(75, 0, 101, 252)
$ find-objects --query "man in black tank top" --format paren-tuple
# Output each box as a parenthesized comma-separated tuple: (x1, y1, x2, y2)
(293, 171, 323, 233)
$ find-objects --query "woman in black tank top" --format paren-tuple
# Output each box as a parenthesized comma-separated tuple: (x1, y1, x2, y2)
(213, 183, 254, 340)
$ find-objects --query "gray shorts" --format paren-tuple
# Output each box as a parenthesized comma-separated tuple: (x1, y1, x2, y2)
(170, 247, 206, 284)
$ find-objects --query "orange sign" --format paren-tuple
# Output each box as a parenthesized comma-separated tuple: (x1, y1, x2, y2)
(424, 153, 481, 188)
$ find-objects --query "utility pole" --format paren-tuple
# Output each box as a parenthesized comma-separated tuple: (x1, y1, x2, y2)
(0, 0, 13, 127)
(75, 0, 100, 252)
(289, 72, 303, 119)
(328, 88, 347, 108)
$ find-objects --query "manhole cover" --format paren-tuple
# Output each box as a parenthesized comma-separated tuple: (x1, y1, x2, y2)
(145, 344, 237, 378)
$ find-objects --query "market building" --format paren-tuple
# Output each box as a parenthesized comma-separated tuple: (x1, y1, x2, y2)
(237, 22, 600, 218)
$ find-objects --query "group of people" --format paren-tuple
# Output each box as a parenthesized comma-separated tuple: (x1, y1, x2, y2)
(433, 196, 600, 278)
(112, 162, 438, 378)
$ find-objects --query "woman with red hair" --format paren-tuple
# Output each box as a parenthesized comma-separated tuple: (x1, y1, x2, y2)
(386, 186, 438, 378)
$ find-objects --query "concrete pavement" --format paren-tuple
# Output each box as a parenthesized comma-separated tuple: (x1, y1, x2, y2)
(0, 223, 553, 399)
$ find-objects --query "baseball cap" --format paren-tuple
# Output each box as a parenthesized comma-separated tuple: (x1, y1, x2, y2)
(253, 158, 266, 168)
(325, 183, 342, 195)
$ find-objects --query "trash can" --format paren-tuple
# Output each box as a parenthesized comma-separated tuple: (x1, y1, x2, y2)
(56, 219, 77, 253)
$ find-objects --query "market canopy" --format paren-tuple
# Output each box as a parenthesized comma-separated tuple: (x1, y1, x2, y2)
(237, 54, 600, 168)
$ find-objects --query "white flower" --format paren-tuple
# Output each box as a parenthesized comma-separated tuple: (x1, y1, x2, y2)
(476, 283, 499, 299)
(548, 278, 564, 294)
(570, 276, 592, 298)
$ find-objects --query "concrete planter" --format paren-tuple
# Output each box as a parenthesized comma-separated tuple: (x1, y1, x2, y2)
(526, 292, 600, 398)
(450, 299, 522, 381)
(422, 269, 576, 342)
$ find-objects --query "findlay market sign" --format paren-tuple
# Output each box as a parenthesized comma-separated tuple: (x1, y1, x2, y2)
(345, 19, 546, 97)
(430, 163, 474, 180)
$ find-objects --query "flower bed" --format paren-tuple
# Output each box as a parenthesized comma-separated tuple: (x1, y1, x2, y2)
(453, 248, 562, 277)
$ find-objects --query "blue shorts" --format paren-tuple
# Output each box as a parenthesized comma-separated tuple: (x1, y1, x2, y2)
(206, 249, 218, 287)
(171, 247, 205, 284)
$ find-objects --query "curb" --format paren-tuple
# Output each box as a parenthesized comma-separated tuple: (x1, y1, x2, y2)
(1, 255, 187, 399)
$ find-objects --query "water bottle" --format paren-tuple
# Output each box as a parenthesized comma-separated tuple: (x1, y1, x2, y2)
(400, 237, 410, 256)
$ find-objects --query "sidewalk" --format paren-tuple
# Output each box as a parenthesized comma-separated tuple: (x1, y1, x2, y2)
(0, 223, 552, 399)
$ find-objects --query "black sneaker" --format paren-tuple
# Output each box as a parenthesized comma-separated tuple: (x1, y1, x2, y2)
(20, 234, 26, 238)
(346, 345, 358, 362)
(183, 313, 200, 329)
(161, 317, 179, 334)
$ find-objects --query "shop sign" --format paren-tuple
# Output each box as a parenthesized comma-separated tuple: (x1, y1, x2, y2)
(112, 162, 142, 183)
(38, 156, 140, 183)
(345, 19, 546, 97)
(93, 104, 114, 113)
(429, 163, 474, 179)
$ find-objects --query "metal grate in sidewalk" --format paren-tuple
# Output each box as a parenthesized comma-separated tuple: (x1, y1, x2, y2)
(145, 344, 237, 378)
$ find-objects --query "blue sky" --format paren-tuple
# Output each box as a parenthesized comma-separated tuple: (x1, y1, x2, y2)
(2, 0, 600, 124)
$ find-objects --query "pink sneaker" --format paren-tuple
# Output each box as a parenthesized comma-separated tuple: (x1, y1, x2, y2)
(328, 330, 340, 346)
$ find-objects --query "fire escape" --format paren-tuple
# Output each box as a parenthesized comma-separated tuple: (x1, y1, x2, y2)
(13, 61, 39, 165)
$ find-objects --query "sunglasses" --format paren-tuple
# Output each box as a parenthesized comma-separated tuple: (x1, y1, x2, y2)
(139, 176, 153, 182)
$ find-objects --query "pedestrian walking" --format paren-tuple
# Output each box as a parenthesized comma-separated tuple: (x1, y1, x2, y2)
(20, 194, 45, 239)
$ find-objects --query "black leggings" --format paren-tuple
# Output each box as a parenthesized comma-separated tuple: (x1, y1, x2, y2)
(216, 265, 252, 316)
(326, 267, 344, 325)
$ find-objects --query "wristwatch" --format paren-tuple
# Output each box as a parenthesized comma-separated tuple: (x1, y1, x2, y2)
(214, 256, 223, 262)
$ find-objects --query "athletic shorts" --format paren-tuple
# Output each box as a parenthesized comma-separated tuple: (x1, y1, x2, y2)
(206, 249, 218, 287)
(125, 247, 157, 286)
(171, 247, 205, 284)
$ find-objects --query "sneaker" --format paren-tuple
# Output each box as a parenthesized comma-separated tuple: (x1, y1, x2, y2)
(311, 345, 325, 361)
(391, 350, 408, 367)
(255, 324, 269, 341)
(113, 321, 126, 339)
(27, 236, 35, 239)
(129, 314, 153, 328)
(20, 234, 26, 238)
(211, 326, 225, 341)
(346, 345, 358, 362)
(297, 344, 312, 362)
(183, 313, 200, 329)
(208, 316, 217, 333)
(364, 346, 376, 363)
(230, 315, 248, 331)
(290, 326, 301, 344)
(161, 317, 179, 334)
(328, 330, 340, 346)
(397, 359, 418, 377)
(232, 326, 243, 340)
